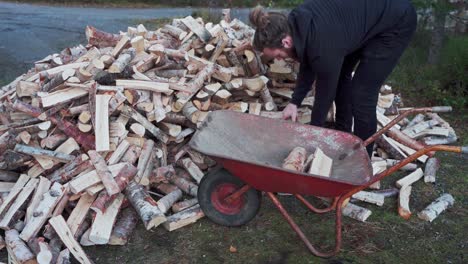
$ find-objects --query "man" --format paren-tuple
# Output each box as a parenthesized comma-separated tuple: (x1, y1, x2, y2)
(249, 0, 417, 156)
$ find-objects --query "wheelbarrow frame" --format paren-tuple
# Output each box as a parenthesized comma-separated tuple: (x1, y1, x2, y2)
(190, 107, 466, 257)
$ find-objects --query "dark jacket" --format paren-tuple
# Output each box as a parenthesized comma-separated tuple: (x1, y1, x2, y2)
(288, 0, 413, 126)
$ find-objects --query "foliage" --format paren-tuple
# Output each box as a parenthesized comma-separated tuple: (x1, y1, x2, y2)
(389, 31, 468, 108)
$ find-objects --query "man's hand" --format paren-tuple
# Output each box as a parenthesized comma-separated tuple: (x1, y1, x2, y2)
(282, 103, 298, 122)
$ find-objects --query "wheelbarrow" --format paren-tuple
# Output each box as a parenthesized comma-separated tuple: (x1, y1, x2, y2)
(188, 108, 466, 257)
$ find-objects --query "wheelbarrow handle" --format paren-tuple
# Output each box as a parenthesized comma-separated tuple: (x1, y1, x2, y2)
(364, 106, 453, 147)
(431, 106, 452, 113)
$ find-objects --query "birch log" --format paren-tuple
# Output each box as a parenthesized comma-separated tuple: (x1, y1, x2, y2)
(108, 207, 139, 245)
(124, 181, 166, 229)
(282, 147, 307, 172)
(5, 229, 37, 264)
(418, 194, 454, 222)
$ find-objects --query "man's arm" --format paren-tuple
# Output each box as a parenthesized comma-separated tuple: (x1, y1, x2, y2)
(290, 62, 316, 106)
(310, 57, 344, 126)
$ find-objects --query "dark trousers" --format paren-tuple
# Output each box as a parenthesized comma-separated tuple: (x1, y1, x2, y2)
(333, 5, 417, 156)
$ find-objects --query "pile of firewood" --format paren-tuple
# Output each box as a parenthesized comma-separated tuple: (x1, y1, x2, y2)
(0, 9, 458, 263)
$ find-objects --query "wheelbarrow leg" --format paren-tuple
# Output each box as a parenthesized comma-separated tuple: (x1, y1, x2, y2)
(267, 192, 345, 257)
(294, 194, 338, 214)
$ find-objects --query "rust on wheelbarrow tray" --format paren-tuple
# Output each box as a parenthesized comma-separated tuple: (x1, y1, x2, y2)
(189, 111, 373, 197)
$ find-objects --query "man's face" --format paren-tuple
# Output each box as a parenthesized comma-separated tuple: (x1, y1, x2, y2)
(262, 47, 292, 60)
(261, 36, 296, 61)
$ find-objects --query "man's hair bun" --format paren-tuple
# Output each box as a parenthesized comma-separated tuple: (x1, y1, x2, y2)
(249, 6, 269, 29)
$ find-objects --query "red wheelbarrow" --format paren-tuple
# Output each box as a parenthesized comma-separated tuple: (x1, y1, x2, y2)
(188, 108, 466, 257)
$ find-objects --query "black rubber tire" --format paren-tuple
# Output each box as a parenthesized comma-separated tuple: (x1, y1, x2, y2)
(198, 167, 261, 227)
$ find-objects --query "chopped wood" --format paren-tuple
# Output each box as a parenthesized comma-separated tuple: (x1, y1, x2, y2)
(89, 163, 136, 212)
(111, 35, 130, 58)
(157, 189, 183, 214)
(66, 193, 96, 238)
(108, 207, 139, 245)
(25, 176, 51, 224)
(178, 158, 204, 183)
(282, 147, 307, 172)
(49, 215, 94, 264)
(89, 193, 124, 245)
(120, 105, 169, 143)
(95, 94, 111, 152)
(182, 16, 212, 42)
(88, 150, 121, 195)
(14, 144, 75, 163)
(352, 191, 385, 206)
(424, 157, 440, 183)
(68, 162, 128, 194)
(162, 205, 204, 231)
(116, 80, 173, 95)
(342, 202, 372, 222)
(396, 168, 424, 188)
(20, 182, 66, 241)
(172, 198, 198, 213)
(130, 123, 146, 137)
(0, 178, 38, 230)
(418, 194, 454, 222)
(5, 229, 37, 264)
(124, 181, 166, 230)
(308, 147, 333, 177)
(40, 87, 87, 108)
(107, 140, 130, 165)
(398, 185, 412, 219)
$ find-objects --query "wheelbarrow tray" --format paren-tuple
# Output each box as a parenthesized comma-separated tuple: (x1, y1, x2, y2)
(189, 111, 373, 197)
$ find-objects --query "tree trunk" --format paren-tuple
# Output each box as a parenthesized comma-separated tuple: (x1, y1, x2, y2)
(428, 4, 447, 65)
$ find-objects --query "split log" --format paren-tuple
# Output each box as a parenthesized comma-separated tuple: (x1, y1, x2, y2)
(89, 193, 124, 245)
(120, 145, 142, 164)
(120, 105, 169, 143)
(124, 181, 166, 230)
(342, 202, 372, 222)
(56, 249, 70, 264)
(398, 185, 412, 219)
(20, 182, 66, 241)
(163, 205, 204, 231)
(157, 189, 183, 214)
(14, 144, 75, 163)
(130, 123, 146, 137)
(0, 174, 31, 217)
(385, 159, 418, 171)
(395, 168, 424, 188)
(308, 147, 333, 177)
(95, 94, 111, 152)
(40, 87, 87, 108)
(135, 139, 155, 183)
(89, 163, 136, 213)
(17, 81, 40, 98)
(282, 147, 307, 172)
(42, 69, 75, 92)
(352, 191, 385, 206)
(424, 157, 440, 183)
(182, 16, 212, 42)
(107, 140, 131, 165)
(5, 229, 37, 264)
(88, 150, 120, 195)
(172, 198, 198, 213)
(111, 35, 130, 58)
(375, 135, 406, 160)
(116, 80, 173, 95)
(0, 178, 39, 230)
(25, 177, 51, 224)
(68, 162, 128, 193)
(86, 25, 121, 48)
(418, 194, 454, 222)
(66, 193, 96, 238)
(49, 215, 94, 264)
(177, 158, 204, 183)
(48, 155, 91, 183)
(108, 207, 139, 245)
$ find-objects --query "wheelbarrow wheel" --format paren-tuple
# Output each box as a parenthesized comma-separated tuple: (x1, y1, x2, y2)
(198, 168, 261, 227)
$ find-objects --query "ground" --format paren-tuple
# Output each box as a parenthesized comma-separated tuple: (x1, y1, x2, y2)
(83, 110, 467, 264)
